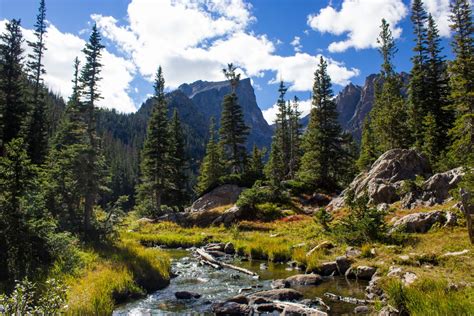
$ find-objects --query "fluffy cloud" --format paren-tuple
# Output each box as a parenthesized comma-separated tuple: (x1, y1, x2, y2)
(424, 0, 451, 37)
(307, 0, 408, 52)
(262, 98, 312, 124)
(290, 36, 302, 52)
(0, 20, 137, 113)
(93, 0, 360, 92)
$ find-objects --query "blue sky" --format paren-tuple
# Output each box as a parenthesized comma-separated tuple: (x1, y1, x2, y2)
(0, 0, 454, 122)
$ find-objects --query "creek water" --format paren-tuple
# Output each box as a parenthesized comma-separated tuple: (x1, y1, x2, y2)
(114, 248, 368, 315)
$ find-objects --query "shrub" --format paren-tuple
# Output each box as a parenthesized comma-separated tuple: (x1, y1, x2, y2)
(237, 185, 289, 211)
(314, 208, 333, 231)
(333, 190, 387, 245)
(255, 203, 283, 221)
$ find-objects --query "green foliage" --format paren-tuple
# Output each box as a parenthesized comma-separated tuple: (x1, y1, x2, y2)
(357, 116, 378, 170)
(314, 207, 332, 231)
(0, 278, 67, 315)
(254, 203, 283, 221)
(384, 278, 474, 316)
(333, 191, 387, 245)
(0, 19, 27, 150)
(298, 57, 354, 191)
(236, 184, 289, 211)
(219, 64, 249, 174)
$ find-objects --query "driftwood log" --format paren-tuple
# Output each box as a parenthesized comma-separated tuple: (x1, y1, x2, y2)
(460, 189, 474, 244)
(195, 248, 259, 278)
(324, 292, 374, 305)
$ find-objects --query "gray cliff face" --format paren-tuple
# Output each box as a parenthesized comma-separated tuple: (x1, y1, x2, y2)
(336, 83, 362, 130)
(178, 78, 273, 149)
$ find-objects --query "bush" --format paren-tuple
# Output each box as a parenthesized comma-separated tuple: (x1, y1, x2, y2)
(255, 203, 283, 221)
(237, 185, 289, 211)
(333, 190, 387, 245)
(282, 180, 311, 195)
(314, 208, 332, 231)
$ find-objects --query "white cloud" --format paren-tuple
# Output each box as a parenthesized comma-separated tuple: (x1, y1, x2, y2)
(423, 0, 451, 37)
(307, 0, 408, 52)
(94, 0, 360, 92)
(290, 36, 302, 52)
(0, 20, 137, 113)
(262, 98, 312, 124)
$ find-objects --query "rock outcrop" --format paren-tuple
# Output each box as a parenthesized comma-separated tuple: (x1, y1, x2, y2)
(188, 184, 244, 212)
(328, 149, 431, 210)
(272, 274, 323, 289)
(389, 210, 457, 233)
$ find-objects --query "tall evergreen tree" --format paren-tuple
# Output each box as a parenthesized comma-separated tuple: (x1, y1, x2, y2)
(247, 144, 265, 183)
(371, 19, 409, 153)
(137, 66, 171, 214)
(423, 14, 452, 161)
(288, 96, 302, 178)
(79, 24, 107, 234)
(219, 63, 249, 174)
(197, 117, 224, 195)
(446, 0, 474, 168)
(166, 109, 189, 207)
(26, 0, 49, 164)
(408, 0, 429, 148)
(298, 57, 351, 190)
(0, 19, 26, 153)
(265, 81, 290, 184)
(357, 116, 377, 170)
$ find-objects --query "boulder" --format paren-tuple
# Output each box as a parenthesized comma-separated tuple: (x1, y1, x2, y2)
(174, 291, 201, 299)
(212, 205, 243, 226)
(281, 305, 327, 315)
(336, 256, 352, 274)
(390, 210, 450, 233)
(354, 306, 371, 314)
(226, 295, 249, 305)
(346, 266, 377, 280)
(387, 266, 418, 286)
(328, 149, 431, 210)
(189, 184, 244, 212)
(249, 289, 304, 301)
(402, 168, 464, 209)
(313, 261, 338, 276)
(211, 301, 251, 315)
(272, 274, 323, 289)
(224, 242, 235, 254)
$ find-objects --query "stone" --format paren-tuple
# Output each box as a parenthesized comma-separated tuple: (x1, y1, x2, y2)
(402, 272, 418, 285)
(346, 266, 377, 280)
(189, 184, 244, 212)
(273, 274, 323, 289)
(444, 211, 458, 227)
(212, 205, 243, 226)
(281, 305, 327, 316)
(255, 303, 280, 313)
(211, 301, 252, 315)
(390, 210, 447, 233)
(249, 289, 304, 301)
(226, 295, 249, 305)
(205, 243, 225, 251)
(314, 261, 338, 276)
(174, 291, 201, 299)
(336, 256, 352, 275)
(328, 149, 431, 210)
(224, 242, 235, 254)
(346, 247, 362, 258)
(354, 306, 371, 314)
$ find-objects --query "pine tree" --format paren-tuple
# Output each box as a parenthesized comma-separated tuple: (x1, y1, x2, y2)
(26, 0, 48, 164)
(298, 57, 350, 190)
(423, 14, 452, 162)
(79, 24, 107, 234)
(446, 0, 474, 168)
(288, 96, 302, 178)
(137, 66, 171, 214)
(247, 144, 264, 182)
(265, 81, 290, 184)
(219, 63, 249, 174)
(357, 116, 377, 170)
(371, 19, 409, 152)
(408, 0, 429, 148)
(197, 117, 224, 195)
(166, 108, 189, 207)
(0, 19, 27, 153)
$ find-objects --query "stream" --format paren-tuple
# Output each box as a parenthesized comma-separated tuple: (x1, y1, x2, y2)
(113, 248, 368, 315)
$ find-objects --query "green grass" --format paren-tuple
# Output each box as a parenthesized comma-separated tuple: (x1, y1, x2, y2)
(384, 278, 474, 316)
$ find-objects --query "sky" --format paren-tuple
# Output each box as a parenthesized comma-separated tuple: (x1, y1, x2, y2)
(0, 0, 456, 123)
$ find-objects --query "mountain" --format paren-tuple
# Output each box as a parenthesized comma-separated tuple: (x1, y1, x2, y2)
(178, 78, 273, 149)
(302, 72, 410, 140)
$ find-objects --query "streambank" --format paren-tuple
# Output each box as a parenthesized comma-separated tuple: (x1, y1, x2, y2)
(113, 248, 369, 315)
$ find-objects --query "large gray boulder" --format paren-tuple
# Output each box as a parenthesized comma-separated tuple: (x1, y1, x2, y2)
(272, 274, 323, 289)
(389, 210, 455, 233)
(249, 289, 304, 301)
(212, 205, 243, 226)
(328, 149, 431, 210)
(402, 167, 464, 209)
(188, 184, 244, 212)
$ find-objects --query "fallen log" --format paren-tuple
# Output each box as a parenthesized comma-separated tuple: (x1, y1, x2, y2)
(199, 259, 220, 269)
(272, 300, 328, 316)
(323, 292, 374, 305)
(195, 248, 259, 278)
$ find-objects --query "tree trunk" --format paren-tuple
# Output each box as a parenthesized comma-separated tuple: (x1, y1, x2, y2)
(460, 189, 474, 244)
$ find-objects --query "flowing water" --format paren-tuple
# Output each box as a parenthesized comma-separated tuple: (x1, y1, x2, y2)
(114, 248, 368, 315)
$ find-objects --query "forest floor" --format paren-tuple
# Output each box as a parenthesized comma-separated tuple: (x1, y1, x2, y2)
(124, 202, 474, 315)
